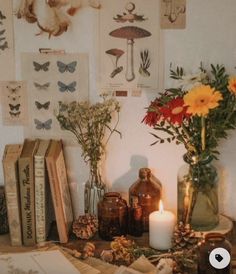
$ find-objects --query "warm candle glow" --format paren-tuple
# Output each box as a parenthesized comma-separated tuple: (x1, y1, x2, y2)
(159, 200, 164, 213)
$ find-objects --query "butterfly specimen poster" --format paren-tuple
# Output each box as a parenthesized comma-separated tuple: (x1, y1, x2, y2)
(0, 81, 28, 125)
(0, 0, 15, 80)
(21, 52, 89, 140)
(99, 0, 161, 93)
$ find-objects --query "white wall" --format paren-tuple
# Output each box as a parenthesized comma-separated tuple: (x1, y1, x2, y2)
(1, 0, 236, 218)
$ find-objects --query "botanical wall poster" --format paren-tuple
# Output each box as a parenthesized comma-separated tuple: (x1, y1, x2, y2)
(160, 0, 186, 29)
(21, 52, 89, 140)
(0, 81, 28, 125)
(99, 0, 161, 93)
(0, 0, 15, 80)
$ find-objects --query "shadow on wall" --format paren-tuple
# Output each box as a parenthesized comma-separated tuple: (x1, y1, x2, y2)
(112, 154, 148, 202)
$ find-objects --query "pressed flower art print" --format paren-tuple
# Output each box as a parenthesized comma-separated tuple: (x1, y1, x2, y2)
(143, 64, 236, 230)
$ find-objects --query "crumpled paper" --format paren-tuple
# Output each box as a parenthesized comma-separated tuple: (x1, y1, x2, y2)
(114, 255, 173, 274)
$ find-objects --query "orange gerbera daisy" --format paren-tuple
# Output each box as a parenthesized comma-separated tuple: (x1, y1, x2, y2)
(184, 85, 223, 116)
(228, 77, 236, 94)
(159, 97, 190, 124)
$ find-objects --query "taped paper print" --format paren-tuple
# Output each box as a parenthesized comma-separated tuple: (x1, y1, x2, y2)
(21, 52, 89, 140)
(99, 0, 161, 93)
(0, 81, 28, 125)
(0, 0, 15, 80)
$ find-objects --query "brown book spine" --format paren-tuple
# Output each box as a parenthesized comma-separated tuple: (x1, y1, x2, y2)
(46, 158, 68, 243)
(2, 145, 23, 246)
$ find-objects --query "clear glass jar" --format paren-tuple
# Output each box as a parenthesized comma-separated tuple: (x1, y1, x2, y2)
(84, 161, 106, 215)
(178, 153, 219, 231)
(129, 168, 162, 231)
(98, 192, 128, 241)
(198, 233, 231, 273)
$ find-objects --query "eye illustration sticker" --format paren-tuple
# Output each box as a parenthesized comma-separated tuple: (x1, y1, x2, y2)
(33, 82, 50, 90)
(34, 118, 52, 130)
(35, 101, 50, 110)
(33, 61, 50, 71)
(57, 61, 77, 73)
(57, 81, 77, 92)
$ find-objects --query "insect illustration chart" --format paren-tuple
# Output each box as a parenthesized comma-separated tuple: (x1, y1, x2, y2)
(0, 0, 15, 80)
(21, 53, 89, 140)
(99, 0, 161, 93)
(0, 81, 28, 126)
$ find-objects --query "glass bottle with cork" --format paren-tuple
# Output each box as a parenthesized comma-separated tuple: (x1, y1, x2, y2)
(129, 168, 162, 231)
(128, 196, 143, 237)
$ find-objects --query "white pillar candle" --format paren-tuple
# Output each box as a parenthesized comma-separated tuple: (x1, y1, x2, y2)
(149, 200, 175, 250)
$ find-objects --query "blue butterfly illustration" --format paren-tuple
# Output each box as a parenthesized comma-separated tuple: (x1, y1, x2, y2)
(57, 61, 77, 73)
(34, 118, 52, 130)
(34, 82, 50, 90)
(35, 101, 50, 110)
(33, 61, 50, 72)
(57, 81, 76, 92)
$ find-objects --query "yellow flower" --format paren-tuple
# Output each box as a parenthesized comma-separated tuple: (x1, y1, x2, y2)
(184, 85, 223, 116)
(228, 77, 236, 94)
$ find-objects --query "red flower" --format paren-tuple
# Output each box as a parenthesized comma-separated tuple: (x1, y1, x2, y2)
(159, 98, 190, 125)
(142, 99, 161, 127)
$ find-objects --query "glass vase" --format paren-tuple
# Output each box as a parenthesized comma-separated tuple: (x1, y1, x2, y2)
(177, 153, 219, 231)
(84, 161, 106, 215)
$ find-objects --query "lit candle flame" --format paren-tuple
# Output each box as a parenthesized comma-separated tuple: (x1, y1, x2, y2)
(159, 200, 164, 213)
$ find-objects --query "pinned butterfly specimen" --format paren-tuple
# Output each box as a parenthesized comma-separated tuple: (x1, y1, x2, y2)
(34, 118, 52, 130)
(6, 85, 22, 94)
(9, 111, 21, 118)
(35, 101, 50, 110)
(57, 81, 76, 92)
(9, 103, 21, 111)
(33, 61, 50, 71)
(57, 61, 77, 73)
(0, 41, 8, 50)
(34, 82, 50, 90)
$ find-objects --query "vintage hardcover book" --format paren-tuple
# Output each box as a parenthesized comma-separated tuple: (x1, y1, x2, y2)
(2, 144, 23, 246)
(45, 140, 73, 243)
(18, 139, 39, 246)
(34, 139, 53, 243)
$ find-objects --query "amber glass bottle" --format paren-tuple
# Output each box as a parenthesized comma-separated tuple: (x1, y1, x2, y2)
(128, 196, 143, 237)
(129, 168, 161, 231)
(98, 192, 128, 241)
(198, 233, 231, 274)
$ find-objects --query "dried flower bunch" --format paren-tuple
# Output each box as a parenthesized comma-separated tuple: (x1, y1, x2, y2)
(143, 64, 236, 160)
(56, 94, 121, 168)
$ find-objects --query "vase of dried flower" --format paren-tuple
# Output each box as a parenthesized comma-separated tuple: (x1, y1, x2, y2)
(177, 153, 219, 231)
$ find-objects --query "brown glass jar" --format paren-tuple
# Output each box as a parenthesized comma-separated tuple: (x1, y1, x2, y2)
(128, 196, 143, 237)
(129, 168, 161, 231)
(98, 192, 128, 241)
(198, 233, 231, 274)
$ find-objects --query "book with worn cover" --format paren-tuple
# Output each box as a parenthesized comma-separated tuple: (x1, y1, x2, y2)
(18, 139, 39, 246)
(45, 140, 73, 243)
(2, 144, 23, 246)
(34, 139, 54, 243)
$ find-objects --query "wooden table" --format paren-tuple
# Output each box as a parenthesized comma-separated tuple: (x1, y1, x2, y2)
(1, 223, 236, 273)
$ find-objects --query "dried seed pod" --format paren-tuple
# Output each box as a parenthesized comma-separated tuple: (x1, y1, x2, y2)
(100, 249, 114, 263)
(73, 214, 98, 240)
(81, 242, 96, 259)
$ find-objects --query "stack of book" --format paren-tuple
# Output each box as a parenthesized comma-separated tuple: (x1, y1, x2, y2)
(2, 139, 73, 246)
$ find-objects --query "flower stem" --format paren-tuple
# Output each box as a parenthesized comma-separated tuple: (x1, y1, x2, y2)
(201, 116, 206, 151)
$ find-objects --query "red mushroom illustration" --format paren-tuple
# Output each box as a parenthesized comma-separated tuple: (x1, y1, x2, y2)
(109, 26, 151, 82)
(105, 48, 124, 78)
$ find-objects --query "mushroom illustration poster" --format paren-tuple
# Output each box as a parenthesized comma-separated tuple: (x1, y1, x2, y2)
(160, 0, 186, 29)
(0, 0, 15, 80)
(0, 81, 28, 126)
(99, 0, 161, 93)
(21, 52, 89, 140)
